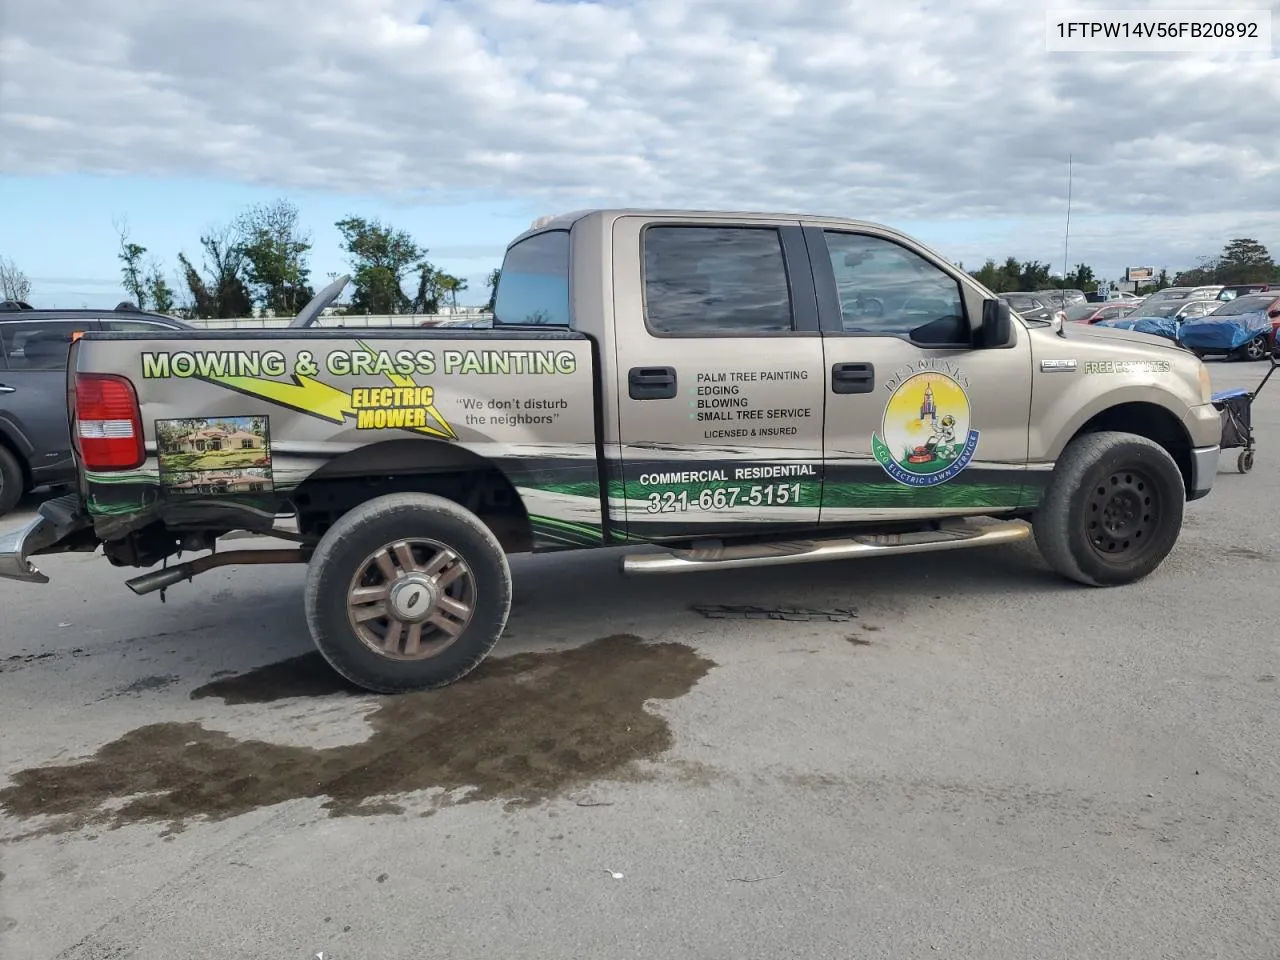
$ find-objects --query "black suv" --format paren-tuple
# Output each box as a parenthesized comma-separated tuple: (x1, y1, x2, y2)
(0, 301, 189, 516)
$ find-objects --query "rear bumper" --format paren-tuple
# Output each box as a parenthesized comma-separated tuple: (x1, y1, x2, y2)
(1188, 444, 1220, 502)
(0, 494, 94, 583)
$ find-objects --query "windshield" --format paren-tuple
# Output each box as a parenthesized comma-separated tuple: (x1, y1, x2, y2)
(1002, 295, 1037, 310)
(1063, 303, 1097, 322)
(1141, 302, 1182, 318)
(1211, 296, 1274, 316)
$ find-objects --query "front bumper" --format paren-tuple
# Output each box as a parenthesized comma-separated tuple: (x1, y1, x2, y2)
(0, 495, 94, 583)
(1188, 444, 1220, 502)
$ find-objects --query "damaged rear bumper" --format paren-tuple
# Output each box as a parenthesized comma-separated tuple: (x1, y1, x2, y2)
(0, 495, 95, 584)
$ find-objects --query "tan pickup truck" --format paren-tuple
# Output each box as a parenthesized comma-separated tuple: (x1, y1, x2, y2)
(0, 209, 1222, 692)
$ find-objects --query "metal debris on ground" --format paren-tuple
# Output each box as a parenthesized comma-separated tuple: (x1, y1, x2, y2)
(691, 604, 857, 622)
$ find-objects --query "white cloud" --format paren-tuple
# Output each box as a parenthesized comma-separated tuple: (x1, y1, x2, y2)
(2, 0, 1279, 273)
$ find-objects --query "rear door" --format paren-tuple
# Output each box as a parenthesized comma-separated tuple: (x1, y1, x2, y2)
(0, 318, 100, 479)
(805, 225, 1033, 523)
(610, 216, 826, 541)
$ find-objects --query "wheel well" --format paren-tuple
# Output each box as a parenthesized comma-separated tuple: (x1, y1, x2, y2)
(1073, 402, 1194, 495)
(0, 430, 31, 491)
(288, 440, 533, 553)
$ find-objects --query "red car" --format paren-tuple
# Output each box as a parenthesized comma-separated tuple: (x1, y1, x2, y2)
(1063, 302, 1137, 325)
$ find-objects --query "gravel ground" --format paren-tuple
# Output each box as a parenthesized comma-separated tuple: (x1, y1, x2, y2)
(1, 359, 1277, 960)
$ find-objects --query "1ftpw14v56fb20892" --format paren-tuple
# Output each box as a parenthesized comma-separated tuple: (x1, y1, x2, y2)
(0, 209, 1223, 693)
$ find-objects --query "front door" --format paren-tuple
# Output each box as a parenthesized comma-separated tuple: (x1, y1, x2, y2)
(803, 226, 1034, 523)
(610, 217, 826, 541)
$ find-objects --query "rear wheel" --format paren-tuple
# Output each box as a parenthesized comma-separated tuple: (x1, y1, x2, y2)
(304, 492, 512, 693)
(0, 445, 24, 518)
(1033, 431, 1185, 587)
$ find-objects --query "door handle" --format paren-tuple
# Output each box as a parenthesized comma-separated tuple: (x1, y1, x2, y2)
(0, 384, 15, 395)
(628, 366, 677, 400)
(831, 362, 875, 394)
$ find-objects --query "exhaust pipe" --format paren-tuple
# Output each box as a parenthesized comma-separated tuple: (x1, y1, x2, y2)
(126, 548, 310, 596)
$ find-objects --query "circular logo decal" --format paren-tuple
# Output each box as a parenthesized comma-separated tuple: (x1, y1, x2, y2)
(871, 371, 980, 487)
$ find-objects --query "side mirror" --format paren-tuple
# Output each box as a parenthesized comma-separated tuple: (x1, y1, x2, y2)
(979, 298, 1014, 347)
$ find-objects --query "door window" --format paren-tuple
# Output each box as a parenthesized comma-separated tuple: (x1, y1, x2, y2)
(823, 232, 967, 341)
(0, 320, 90, 371)
(642, 226, 794, 335)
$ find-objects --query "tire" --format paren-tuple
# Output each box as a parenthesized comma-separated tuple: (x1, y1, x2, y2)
(0, 445, 24, 518)
(1242, 336, 1269, 362)
(304, 492, 512, 694)
(1033, 431, 1185, 587)
(1238, 449, 1254, 474)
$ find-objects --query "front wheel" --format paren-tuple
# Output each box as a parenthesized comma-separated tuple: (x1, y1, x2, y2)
(304, 492, 512, 693)
(1241, 336, 1269, 362)
(1033, 431, 1186, 587)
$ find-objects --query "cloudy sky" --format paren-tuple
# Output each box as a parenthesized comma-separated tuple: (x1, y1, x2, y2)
(2, 0, 1277, 307)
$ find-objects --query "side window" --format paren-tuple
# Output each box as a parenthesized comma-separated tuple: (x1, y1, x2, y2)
(493, 230, 570, 326)
(643, 226, 793, 335)
(823, 232, 966, 338)
(101, 319, 179, 332)
(0, 320, 90, 371)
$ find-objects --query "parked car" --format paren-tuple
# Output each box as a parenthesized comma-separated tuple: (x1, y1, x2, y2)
(0, 305, 190, 516)
(1063, 302, 1137, 325)
(1180, 292, 1280, 361)
(998, 292, 1060, 322)
(1036, 288, 1087, 310)
(1133, 299, 1220, 324)
(1216, 283, 1280, 301)
(1143, 285, 1224, 305)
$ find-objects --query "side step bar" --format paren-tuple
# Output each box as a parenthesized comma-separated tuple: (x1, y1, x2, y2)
(620, 520, 1031, 575)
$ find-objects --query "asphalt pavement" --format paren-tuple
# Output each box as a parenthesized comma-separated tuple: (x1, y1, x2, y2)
(1, 360, 1278, 960)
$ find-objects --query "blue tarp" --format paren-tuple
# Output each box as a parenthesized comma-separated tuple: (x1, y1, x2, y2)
(1178, 310, 1271, 351)
(1212, 387, 1250, 403)
(1093, 315, 1180, 341)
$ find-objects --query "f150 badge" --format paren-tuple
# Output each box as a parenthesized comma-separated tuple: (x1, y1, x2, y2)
(871, 369, 980, 487)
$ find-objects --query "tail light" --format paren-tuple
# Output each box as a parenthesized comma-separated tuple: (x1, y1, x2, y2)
(74, 373, 145, 469)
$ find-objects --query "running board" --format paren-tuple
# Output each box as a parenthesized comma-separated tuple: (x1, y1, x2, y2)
(620, 520, 1031, 575)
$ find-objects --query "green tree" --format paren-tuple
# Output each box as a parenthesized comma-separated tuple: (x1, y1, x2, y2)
(147, 263, 176, 314)
(411, 262, 442, 314)
(236, 199, 314, 315)
(483, 268, 500, 312)
(438, 273, 468, 311)
(0, 255, 32, 302)
(334, 216, 424, 314)
(115, 220, 149, 308)
(1215, 238, 1278, 284)
(1064, 263, 1095, 289)
(178, 227, 253, 319)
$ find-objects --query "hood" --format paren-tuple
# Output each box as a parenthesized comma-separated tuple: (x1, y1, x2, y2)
(288, 274, 351, 329)
(1055, 320, 1189, 353)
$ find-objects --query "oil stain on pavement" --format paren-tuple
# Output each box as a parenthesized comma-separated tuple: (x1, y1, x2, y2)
(0, 635, 713, 836)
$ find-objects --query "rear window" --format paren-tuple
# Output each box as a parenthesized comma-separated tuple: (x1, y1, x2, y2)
(493, 230, 571, 326)
(0, 319, 90, 371)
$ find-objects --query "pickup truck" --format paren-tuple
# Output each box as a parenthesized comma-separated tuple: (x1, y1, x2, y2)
(0, 209, 1223, 693)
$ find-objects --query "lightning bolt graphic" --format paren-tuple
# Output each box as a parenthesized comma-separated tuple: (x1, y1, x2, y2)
(198, 341, 458, 441)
